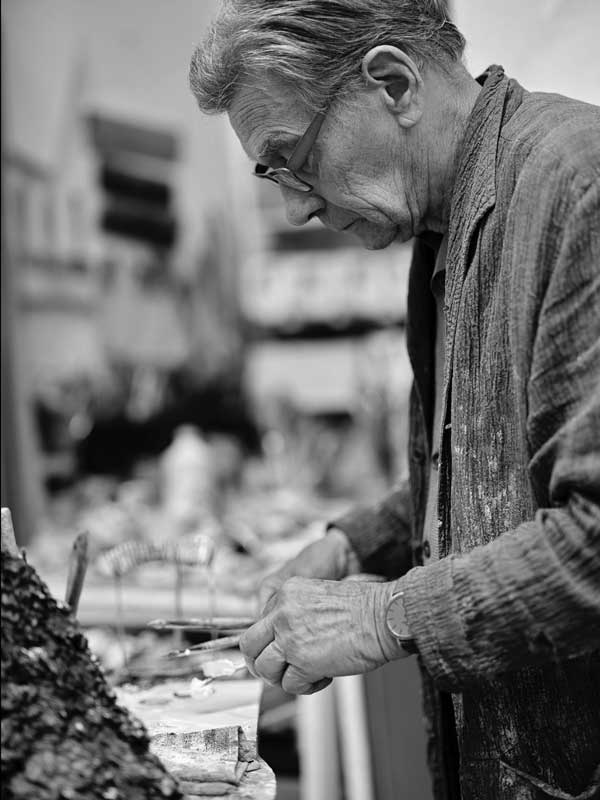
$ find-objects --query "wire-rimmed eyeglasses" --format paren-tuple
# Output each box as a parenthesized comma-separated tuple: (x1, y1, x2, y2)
(253, 108, 327, 193)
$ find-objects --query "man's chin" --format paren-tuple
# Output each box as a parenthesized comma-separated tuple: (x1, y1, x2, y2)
(350, 222, 399, 250)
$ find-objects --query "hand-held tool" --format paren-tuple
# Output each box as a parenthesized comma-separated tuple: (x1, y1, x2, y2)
(165, 633, 243, 659)
(148, 617, 255, 633)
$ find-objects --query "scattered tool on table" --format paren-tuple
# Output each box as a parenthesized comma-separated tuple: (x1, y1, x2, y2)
(65, 531, 89, 616)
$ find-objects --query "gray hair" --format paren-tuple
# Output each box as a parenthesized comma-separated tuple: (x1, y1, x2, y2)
(189, 0, 466, 115)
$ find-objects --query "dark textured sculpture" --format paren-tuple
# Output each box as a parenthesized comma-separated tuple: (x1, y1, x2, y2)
(0, 551, 182, 800)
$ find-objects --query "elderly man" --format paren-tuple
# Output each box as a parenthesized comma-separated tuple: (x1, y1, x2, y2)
(189, 1, 600, 798)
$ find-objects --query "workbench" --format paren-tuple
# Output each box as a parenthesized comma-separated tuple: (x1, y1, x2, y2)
(117, 677, 276, 800)
(35, 563, 276, 799)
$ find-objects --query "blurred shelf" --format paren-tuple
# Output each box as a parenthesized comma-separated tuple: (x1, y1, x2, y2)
(240, 245, 410, 335)
(269, 224, 355, 252)
(246, 318, 404, 342)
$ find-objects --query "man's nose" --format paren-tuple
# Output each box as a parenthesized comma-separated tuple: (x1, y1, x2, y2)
(280, 185, 325, 226)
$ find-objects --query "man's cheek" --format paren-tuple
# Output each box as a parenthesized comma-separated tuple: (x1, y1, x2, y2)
(321, 163, 357, 201)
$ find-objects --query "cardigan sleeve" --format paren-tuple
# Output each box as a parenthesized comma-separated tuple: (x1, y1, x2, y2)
(397, 180, 600, 691)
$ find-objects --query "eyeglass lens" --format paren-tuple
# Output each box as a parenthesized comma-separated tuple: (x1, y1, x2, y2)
(256, 168, 312, 192)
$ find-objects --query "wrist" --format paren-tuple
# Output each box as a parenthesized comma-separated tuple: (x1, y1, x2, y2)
(380, 580, 417, 660)
(372, 581, 410, 662)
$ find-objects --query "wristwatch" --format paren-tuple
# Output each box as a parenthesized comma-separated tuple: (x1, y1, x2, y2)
(385, 589, 418, 655)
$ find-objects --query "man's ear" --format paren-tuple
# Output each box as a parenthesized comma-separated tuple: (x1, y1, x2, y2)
(361, 45, 423, 127)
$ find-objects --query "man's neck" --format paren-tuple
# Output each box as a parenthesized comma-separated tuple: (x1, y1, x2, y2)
(420, 71, 482, 235)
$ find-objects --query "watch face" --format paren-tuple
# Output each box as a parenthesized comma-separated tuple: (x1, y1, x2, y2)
(386, 592, 412, 641)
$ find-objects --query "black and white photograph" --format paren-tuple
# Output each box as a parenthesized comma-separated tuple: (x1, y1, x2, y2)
(1, 2, 599, 799)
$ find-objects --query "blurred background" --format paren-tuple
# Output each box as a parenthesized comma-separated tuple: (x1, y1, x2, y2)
(2, 2, 599, 799)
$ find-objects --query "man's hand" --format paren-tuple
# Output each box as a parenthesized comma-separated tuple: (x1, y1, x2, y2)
(258, 528, 360, 611)
(241, 576, 409, 695)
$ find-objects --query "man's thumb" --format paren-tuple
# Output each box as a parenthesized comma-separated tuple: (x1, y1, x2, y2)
(258, 577, 282, 612)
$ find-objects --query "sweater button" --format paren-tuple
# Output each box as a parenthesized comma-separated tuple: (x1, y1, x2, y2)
(411, 448, 426, 465)
(422, 540, 431, 559)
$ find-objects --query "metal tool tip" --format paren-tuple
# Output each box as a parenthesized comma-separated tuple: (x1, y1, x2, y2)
(165, 647, 191, 659)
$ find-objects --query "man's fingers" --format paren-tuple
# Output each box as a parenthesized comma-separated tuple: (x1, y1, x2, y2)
(253, 640, 287, 686)
(240, 612, 276, 663)
(281, 665, 331, 695)
(301, 677, 333, 695)
(243, 653, 259, 679)
(258, 580, 281, 613)
(258, 588, 275, 612)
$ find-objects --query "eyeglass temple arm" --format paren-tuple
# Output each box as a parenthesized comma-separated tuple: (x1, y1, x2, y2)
(287, 110, 327, 172)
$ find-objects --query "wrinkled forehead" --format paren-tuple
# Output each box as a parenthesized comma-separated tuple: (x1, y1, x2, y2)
(228, 79, 311, 162)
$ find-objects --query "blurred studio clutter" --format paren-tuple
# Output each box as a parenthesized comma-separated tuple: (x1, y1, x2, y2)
(3, 2, 599, 800)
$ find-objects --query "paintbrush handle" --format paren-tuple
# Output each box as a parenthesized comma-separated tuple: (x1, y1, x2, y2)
(155, 624, 248, 633)
(148, 617, 256, 629)
(65, 532, 89, 615)
(167, 633, 242, 658)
